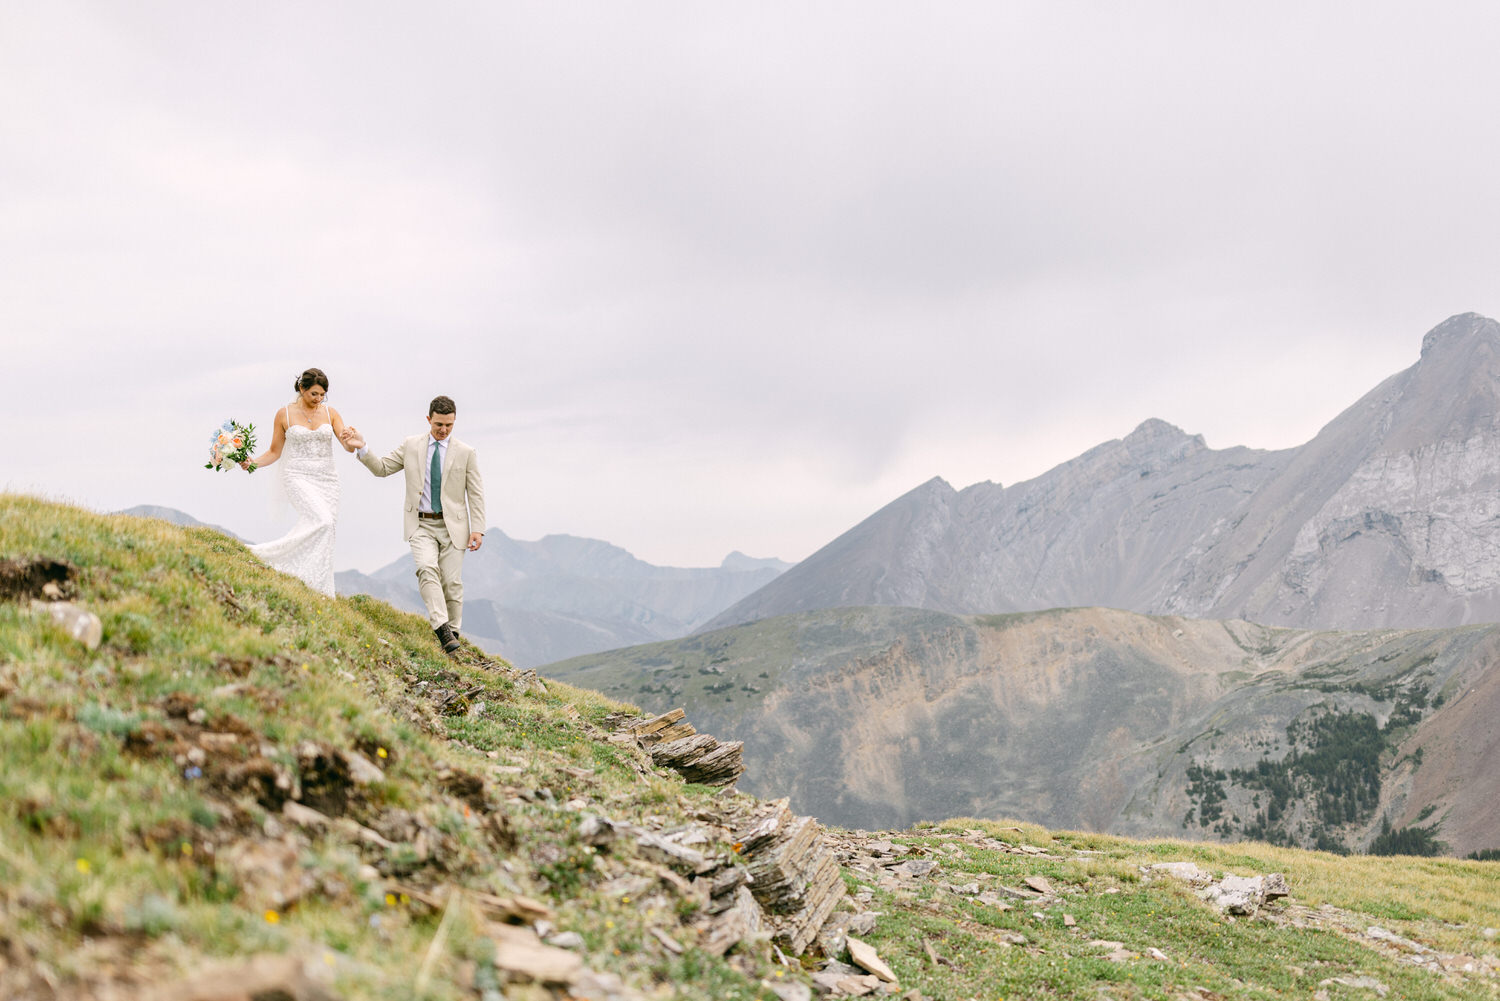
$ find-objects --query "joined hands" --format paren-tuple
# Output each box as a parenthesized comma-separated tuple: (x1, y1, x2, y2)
(340, 427, 366, 450)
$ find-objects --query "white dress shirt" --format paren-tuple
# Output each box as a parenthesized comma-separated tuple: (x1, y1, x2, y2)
(420, 436, 447, 514)
(354, 436, 449, 514)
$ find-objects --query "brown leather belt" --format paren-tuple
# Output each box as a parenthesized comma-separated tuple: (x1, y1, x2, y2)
(418, 511, 443, 520)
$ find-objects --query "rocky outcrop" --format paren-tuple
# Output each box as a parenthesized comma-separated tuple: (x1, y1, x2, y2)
(1145, 862, 1291, 916)
(607, 708, 746, 787)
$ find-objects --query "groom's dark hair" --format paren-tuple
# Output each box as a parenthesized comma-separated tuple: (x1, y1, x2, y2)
(428, 395, 456, 417)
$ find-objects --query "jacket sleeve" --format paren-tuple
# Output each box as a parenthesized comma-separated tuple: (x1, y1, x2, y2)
(358, 442, 406, 477)
(466, 448, 486, 534)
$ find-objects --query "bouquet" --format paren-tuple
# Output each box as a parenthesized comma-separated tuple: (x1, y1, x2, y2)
(206, 420, 257, 472)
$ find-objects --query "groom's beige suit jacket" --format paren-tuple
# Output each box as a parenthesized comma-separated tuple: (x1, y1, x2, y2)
(358, 434, 486, 543)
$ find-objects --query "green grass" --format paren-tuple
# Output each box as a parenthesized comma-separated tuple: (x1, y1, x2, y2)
(3, 494, 1499, 1001)
(0, 495, 785, 999)
(859, 818, 1500, 999)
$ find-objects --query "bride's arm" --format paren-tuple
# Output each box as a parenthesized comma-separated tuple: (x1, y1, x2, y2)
(329, 408, 358, 453)
(242, 410, 286, 469)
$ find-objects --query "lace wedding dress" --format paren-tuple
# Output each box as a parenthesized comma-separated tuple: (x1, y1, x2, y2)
(248, 420, 339, 597)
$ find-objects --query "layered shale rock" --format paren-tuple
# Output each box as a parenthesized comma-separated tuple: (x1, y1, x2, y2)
(732, 798, 845, 954)
(607, 708, 746, 787)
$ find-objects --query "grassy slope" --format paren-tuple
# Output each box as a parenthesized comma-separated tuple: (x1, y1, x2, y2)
(1, 495, 1497, 1000)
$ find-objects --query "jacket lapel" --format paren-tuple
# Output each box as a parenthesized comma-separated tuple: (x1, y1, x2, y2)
(411, 436, 426, 501)
(440, 439, 458, 498)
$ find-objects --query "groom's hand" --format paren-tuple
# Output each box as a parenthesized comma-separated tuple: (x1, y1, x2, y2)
(467, 533, 484, 552)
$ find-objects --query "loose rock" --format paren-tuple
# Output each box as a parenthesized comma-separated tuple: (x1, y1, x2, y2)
(490, 923, 583, 984)
(39, 601, 102, 649)
(846, 936, 898, 984)
(1023, 876, 1054, 895)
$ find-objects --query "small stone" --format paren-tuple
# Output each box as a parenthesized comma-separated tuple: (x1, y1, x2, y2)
(1146, 947, 1169, 961)
(1024, 876, 1054, 895)
(187, 708, 208, 725)
(570, 969, 636, 1001)
(490, 923, 583, 984)
(765, 980, 813, 1001)
(847, 936, 898, 984)
(1262, 872, 1290, 900)
(342, 750, 385, 785)
(810, 971, 851, 993)
(1063, 914, 1077, 927)
(1318, 976, 1388, 997)
(40, 602, 102, 649)
(835, 974, 881, 996)
(650, 927, 685, 955)
(545, 931, 585, 950)
(282, 801, 331, 828)
(890, 859, 939, 879)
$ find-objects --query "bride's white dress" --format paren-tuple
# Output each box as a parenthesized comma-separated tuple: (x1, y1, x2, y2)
(249, 422, 338, 596)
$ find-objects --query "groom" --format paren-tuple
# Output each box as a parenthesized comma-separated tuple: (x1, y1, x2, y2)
(343, 396, 485, 654)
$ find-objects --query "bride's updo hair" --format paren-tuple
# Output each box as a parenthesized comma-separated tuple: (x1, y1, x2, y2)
(294, 368, 329, 396)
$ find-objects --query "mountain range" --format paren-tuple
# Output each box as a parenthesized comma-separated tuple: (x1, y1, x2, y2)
(708, 312, 1500, 632)
(543, 313, 1500, 855)
(337, 534, 789, 667)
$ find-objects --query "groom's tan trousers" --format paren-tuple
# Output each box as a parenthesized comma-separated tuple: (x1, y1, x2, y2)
(410, 517, 464, 630)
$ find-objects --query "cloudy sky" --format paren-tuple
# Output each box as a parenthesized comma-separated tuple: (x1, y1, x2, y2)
(4, 2, 1500, 571)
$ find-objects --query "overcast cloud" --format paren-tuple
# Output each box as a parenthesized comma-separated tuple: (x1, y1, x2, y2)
(4, 2, 1500, 571)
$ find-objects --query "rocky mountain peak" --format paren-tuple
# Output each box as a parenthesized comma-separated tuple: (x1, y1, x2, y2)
(1124, 418, 1198, 445)
(1121, 418, 1207, 466)
(720, 551, 792, 573)
(1419, 312, 1500, 360)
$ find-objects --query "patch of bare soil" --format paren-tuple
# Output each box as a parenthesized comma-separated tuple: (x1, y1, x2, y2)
(0, 557, 77, 603)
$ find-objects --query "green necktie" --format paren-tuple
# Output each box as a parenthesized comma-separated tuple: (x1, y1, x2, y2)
(430, 442, 443, 515)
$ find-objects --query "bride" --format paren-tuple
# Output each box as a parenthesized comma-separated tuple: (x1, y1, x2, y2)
(240, 368, 359, 596)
